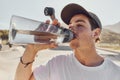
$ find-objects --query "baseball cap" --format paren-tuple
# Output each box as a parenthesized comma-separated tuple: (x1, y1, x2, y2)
(61, 3, 102, 29)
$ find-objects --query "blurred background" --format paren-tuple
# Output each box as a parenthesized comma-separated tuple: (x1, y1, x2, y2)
(0, 0, 120, 80)
(0, 0, 120, 51)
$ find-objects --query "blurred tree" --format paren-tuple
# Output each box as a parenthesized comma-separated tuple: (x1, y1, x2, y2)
(0, 30, 9, 41)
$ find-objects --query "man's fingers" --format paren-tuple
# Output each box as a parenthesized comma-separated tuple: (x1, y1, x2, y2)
(45, 19, 60, 27)
(52, 19, 60, 26)
(29, 42, 58, 51)
(45, 20, 50, 24)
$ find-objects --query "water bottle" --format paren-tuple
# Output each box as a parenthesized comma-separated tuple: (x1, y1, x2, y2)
(9, 15, 74, 45)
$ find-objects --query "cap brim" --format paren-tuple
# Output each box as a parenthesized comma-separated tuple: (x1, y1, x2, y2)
(61, 3, 90, 25)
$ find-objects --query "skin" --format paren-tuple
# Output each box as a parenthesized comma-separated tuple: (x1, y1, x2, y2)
(14, 14, 104, 80)
(69, 14, 103, 66)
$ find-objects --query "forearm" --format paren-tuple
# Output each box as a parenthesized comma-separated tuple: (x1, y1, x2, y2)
(15, 43, 57, 80)
(15, 62, 33, 80)
(15, 45, 37, 80)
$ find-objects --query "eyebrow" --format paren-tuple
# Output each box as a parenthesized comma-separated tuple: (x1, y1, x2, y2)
(70, 19, 86, 24)
(75, 19, 86, 23)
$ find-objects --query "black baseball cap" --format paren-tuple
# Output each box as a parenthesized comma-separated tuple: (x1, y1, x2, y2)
(61, 3, 102, 29)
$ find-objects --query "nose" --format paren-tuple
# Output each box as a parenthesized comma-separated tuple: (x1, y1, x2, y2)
(68, 24, 77, 39)
(68, 24, 76, 33)
(68, 24, 74, 30)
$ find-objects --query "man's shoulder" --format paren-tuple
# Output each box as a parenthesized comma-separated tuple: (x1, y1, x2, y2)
(52, 53, 72, 61)
(105, 58, 120, 72)
(48, 53, 73, 65)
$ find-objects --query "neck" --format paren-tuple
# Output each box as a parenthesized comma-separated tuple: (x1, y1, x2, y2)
(74, 47, 104, 67)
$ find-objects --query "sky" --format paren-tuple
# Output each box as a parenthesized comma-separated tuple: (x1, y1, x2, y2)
(0, 0, 120, 29)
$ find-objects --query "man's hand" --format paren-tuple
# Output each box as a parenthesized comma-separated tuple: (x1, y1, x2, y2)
(32, 19, 60, 53)
(34, 19, 60, 43)
(26, 42, 58, 54)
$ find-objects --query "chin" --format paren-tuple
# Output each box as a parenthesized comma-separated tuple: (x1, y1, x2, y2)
(69, 39, 79, 49)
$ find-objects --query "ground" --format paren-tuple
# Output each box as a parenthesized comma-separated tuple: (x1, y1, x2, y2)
(0, 44, 120, 80)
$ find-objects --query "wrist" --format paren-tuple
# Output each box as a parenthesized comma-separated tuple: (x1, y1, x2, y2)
(26, 44, 39, 53)
(22, 45, 38, 63)
(24, 44, 39, 57)
(20, 56, 34, 68)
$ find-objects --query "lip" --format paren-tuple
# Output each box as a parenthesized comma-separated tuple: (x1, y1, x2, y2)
(69, 30, 76, 39)
(72, 33, 77, 40)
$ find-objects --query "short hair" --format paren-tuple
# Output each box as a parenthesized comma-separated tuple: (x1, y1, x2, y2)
(88, 17, 101, 42)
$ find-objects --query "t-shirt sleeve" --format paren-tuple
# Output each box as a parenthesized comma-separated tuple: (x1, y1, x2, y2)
(33, 55, 69, 80)
(33, 60, 52, 80)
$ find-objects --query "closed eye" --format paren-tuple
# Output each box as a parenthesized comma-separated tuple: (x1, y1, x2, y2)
(76, 24, 83, 28)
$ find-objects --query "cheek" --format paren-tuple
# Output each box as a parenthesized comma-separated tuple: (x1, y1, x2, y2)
(76, 28, 92, 39)
(75, 29, 93, 46)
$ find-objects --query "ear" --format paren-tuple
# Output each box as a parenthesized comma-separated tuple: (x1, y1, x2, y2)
(92, 28, 101, 39)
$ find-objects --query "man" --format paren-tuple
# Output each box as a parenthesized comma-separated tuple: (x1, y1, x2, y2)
(15, 3, 120, 80)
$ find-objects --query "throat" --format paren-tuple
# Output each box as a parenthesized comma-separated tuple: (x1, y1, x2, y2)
(74, 50, 104, 67)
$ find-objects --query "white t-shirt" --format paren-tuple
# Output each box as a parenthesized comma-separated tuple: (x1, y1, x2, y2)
(34, 54, 120, 80)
